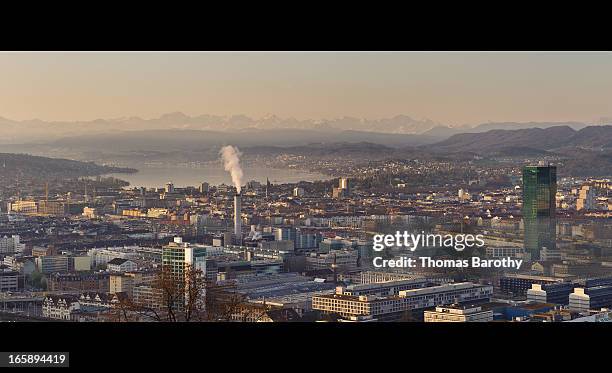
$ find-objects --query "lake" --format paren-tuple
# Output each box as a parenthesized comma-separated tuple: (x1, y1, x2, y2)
(107, 166, 331, 188)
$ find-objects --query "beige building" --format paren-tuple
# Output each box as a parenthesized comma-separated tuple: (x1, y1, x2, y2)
(110, 271, 156, 299)
(133, 285, 164, 310)
(8, 200, 37, 214)
(147, 208, 169, 218)
(72, 256, 91, 271)
(82, 206, 100, 219)
(424, 305, 493, 322)
(577, 186, 595, 211)
(312, 282, 493, 321)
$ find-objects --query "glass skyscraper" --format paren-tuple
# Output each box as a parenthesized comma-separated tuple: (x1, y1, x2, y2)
(522, 165, 557, 261)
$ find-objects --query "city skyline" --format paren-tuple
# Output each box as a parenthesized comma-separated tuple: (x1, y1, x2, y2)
(0, 51, 611, 326)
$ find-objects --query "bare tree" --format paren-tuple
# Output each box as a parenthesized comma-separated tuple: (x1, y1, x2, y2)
(119, 267, 263, 322)
(203, 281, 265, 322)
(183, 263, 206, 322)
(155, 265, 180, 322)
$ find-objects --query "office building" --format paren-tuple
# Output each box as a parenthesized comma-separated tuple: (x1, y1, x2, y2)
(133, 284, 164, 310)
(162, 238, 208, 279)
(569, 286, 612, 312)
(312, 282, 493, 321)
(337, 278, 431, 297)
(294, 228, 322, 250)
(424, 305, 493, 322)
(35, 255, 70, 274)
(522, 165, 557, 261)
(576, 186, 595, 211)
(527, 282, 575, 305)
(7, 200, 37, 214)
(0, 267, 19, 292)
(304, 250, 358, 271)
(274, 227, 296, 242)
(161, 237, 208, 310)
(38, 200, 85, 216)
(499, 274, 564, 296)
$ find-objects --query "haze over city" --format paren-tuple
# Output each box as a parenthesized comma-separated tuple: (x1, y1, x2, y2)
(2, 52, 612, 125)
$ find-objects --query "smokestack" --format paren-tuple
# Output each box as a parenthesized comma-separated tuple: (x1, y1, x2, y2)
(234, 193, 242, 243)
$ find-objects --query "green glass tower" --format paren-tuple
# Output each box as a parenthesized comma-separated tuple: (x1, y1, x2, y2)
(522, 165, 557, 261)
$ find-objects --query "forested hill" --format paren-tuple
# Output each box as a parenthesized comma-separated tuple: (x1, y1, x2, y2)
(0, 153, 136, 179)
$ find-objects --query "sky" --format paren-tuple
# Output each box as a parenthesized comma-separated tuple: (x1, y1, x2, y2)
(1, 51, 612, 126)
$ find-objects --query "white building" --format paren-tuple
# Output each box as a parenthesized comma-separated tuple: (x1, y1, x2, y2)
(42, 295, 80, 320)
(424, 305, 493, 322)
(107, 258, 138, 273)
(305, 250, 358, 271)
(87, 247, 140, 268)
(0, 235, 25, 254)
(293, 187, 305, 197)
(312, 282, 493, 321)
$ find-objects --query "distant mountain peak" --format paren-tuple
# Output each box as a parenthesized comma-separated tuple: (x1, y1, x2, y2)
(159, 112, 190, 120)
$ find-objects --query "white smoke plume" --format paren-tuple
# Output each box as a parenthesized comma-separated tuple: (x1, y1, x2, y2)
(219, 145, 244, 194)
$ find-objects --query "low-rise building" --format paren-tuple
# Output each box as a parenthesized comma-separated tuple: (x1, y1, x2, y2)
(499, 274, 566, 296)
(304, 250, 358, 271)
(569, 286, 612, 312)
(48, 272, 110, 292)
(312, 282, 493, 321)
(42, 295, 80, 320)
(0, 267, 19, 292)
(133, 284, 164, 310)
(107, 258, 138, 272)
(424, 305, 493, 322)
(109, 274, 135, 298)
(3, 256, 36, 276)
(35, 255, 70, 274)
(527, 282, 575, 305)
(0, 235, 25, 254)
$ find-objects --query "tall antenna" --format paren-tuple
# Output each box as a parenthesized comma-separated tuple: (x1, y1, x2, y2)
(45, 182, 49, 202)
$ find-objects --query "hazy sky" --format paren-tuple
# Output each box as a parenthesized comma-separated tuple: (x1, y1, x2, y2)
(1, 52, 612, 125)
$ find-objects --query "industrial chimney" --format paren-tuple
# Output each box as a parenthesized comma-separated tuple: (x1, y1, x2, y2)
(234, 193, 242, 243)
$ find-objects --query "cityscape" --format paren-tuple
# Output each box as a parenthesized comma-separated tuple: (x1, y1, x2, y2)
(0, 52, 611, 324)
